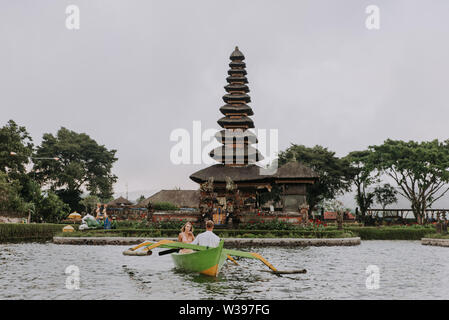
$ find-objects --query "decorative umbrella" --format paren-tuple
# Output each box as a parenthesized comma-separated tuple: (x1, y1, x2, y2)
(62, 225, 75, 232)
(68, 212, 82, 219)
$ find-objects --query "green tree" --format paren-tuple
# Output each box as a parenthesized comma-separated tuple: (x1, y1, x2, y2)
(373, 183, 398, 210)
(370, 139, 449, 224)
(136, 195, 146, 204)
(79, 194, 101, 214)
(33, 127, 118, 210)
(0, 120, 33, 179)
(38, 191, 71, 223)
(18, 177, 43, 221)
(278, 144, 353, 214)
(0, 172, 28, 213)
(343, 150, 378, 218)
(18, 175, 41, 203)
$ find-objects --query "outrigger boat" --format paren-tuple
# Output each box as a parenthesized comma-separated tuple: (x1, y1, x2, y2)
(123, 239, 306, 277)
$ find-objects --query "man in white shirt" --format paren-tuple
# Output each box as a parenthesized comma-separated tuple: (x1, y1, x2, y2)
(191, 220, 220, 248)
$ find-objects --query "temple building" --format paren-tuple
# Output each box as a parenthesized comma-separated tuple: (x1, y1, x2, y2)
(190, 47, 318, 222)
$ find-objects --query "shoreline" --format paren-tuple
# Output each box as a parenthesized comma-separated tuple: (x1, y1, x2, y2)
(421, 238, 449, 247)
(52, 236, 361, 247)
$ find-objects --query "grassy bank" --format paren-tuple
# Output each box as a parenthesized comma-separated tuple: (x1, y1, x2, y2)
(0, 223, 69, 243)
(421, 233, 449, 239)
(345, 226, 436, 240)
(58, 225, 437, 240)
(2, 222, 439, 242)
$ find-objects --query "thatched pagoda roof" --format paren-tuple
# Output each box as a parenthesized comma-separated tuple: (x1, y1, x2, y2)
(190, 161, 318, 184)
(190, 164, 265, 183)
(107, 196, 133, 207)
(274, 161, 320, 179)
(214, 129, 258, 144)
(137, 190, 200, 209)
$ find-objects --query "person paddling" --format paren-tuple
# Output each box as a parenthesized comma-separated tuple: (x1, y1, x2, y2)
(191, 220, 220, 248)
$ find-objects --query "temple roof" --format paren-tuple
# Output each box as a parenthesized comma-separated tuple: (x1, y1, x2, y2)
(227, 69, 247, 76)
(190, 164, 267, 183)
(230, 46, 245, 61)
(219, 104, 254, 116)
(226, 75, 248, 84)
(214, 129, 258, 144)
(229, 61, 246, 68)
(217, 116, 254, 128)
(137, 190, 200, 209)
(274, 161, 320, 179)
(107, 196, 133, 207)
(222, 93, 251, 104)
(224, 84, 250, 93)
(209, 145, 263, 164)
(190, 162, 319, 184)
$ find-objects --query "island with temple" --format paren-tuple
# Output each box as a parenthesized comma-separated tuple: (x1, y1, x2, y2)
(188, 46, 319, 227)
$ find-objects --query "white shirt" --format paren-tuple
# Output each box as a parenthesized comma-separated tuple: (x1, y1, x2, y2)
(191, 231, 220, 248)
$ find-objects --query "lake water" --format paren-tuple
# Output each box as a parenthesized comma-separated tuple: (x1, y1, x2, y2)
(1, 241, 448, 300)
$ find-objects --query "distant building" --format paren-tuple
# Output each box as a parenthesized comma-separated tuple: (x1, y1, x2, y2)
(107, 196, 133, 207)
(107, 196, 143, 220)
(323, 211, 356, 221)
(0, 211, 27, 223)
(137, 190, 200, 209)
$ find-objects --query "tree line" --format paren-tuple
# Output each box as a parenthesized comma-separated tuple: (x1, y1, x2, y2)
(3, 119, 449, 225)
(278, 139, 449, 225)
(0, 120, 117, 222)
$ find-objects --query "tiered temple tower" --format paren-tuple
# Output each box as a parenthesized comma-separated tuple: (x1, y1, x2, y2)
(190, 46, 319, 218)
(210, 47, 263, 166)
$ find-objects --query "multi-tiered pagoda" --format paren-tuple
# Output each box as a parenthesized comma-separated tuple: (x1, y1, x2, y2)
(210, 47, 262, 166)
(190, 47, 319, 217)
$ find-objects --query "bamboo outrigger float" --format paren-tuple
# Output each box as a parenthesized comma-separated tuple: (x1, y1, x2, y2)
(123, 239, 306, 277)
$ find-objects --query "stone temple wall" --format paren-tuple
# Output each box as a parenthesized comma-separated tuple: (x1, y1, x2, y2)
(108, 209, 309, 225)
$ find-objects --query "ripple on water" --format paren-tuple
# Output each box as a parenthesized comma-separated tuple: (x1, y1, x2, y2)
(0, 241, 449, 299)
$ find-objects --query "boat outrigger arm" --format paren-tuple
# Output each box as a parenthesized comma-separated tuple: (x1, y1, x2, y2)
(122, 240, 306, 275)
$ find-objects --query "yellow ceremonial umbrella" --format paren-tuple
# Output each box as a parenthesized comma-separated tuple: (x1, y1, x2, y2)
(68, 212, 82, 220)
(62, 225, 75, 232)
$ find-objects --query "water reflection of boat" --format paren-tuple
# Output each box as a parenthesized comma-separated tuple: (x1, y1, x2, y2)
(123, 239, 306, 277)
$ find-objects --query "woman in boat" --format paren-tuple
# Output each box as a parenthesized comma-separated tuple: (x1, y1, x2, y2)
(178, 222, 195, 254)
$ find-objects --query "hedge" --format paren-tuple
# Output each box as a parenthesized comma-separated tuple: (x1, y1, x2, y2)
(345, 226, 436, 240)
(56, 228, 354, 239)
(2, 223, 439, 242)
(0, 223, 70, 243)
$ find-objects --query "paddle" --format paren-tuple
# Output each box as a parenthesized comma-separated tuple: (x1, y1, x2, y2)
(260, 269, 307, 275)
(158, 248, 180, 256)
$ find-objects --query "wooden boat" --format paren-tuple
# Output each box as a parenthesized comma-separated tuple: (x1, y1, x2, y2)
(123, 239, 306, 277)
(171, 240, 227, 276)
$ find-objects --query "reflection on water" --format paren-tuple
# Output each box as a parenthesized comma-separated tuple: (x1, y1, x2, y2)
(1, 241, 449, 299)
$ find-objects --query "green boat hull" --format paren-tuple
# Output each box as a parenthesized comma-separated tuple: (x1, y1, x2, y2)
(171, 240, 226, 277)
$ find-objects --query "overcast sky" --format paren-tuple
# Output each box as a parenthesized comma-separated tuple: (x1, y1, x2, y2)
(2, 1, 449, 207)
